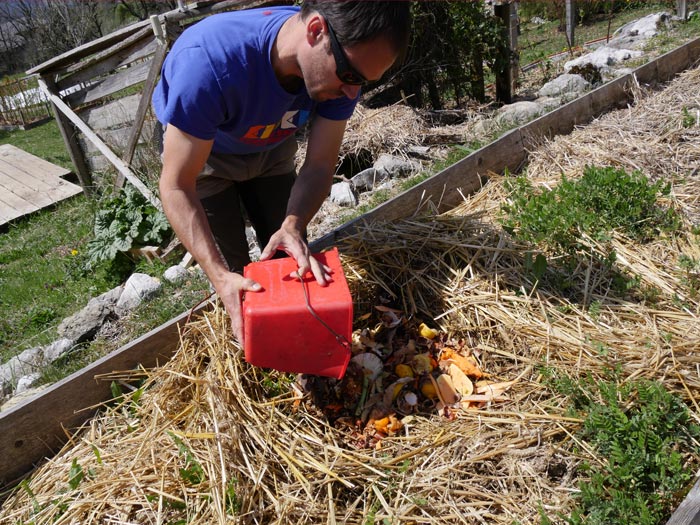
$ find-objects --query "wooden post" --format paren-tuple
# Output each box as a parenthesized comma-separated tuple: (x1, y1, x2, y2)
(37, 75, 93, 193)
(566, 0, 576, 50)
(677, 0, 688, 20)
(115, 40, 170, 190)
(39, 77, 161, 209)
(494, 1, 519, 104)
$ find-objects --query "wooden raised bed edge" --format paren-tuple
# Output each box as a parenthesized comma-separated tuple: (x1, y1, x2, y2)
(2, 39, 699, 521)
(0, 303, 210, 491)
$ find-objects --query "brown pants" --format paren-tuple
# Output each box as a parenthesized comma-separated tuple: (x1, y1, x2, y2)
(197, 138, 299, 273)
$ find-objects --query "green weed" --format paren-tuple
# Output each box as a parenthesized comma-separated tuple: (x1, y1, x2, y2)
(542, 371, 700, 525)
(168, 432, 205, 485)
(501, 165, 680, 256)
(681, 107, 698, 128)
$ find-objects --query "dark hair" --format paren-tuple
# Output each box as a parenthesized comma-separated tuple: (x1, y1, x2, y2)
(300, 1, 411, 55)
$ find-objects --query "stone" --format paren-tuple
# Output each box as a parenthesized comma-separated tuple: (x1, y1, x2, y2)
(163, 265, 189, 284)
(351, 168, 387, 192)
(565, 46, 643, 71)
(15, 372, 41, 394)
(374, 154, 420, 178)
(495, 101, 543, 127)
(537, 74, 591, 99)
(614, 12, 669, 39)
(0, 346, 44, 396)
(58, 285, 123, 342)
(43, 338, 73, 363)
(330, 181, 358, 207)
(116, 273, 162, 315)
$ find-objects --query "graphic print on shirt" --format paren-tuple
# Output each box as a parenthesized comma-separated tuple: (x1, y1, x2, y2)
(240, 109, 311, 145)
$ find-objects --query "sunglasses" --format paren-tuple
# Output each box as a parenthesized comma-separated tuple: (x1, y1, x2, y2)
(325, 19, 368, 86)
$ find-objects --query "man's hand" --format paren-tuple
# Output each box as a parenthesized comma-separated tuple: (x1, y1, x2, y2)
(213, 271, 262, 345)
(259, 220, 331, 286)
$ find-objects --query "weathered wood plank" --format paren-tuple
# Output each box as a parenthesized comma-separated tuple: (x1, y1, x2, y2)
(65, 60, 151, 108)
(0, 165, 57, 207)
(57, 29, 156, 92)
(79, 122, 157, 157)
(311, 129, 525, 251)
(0, 156, 79, 201)
(26, 20, 151, 75)
(38, 80, 160, 209)
(520, 95, 592, 152)
(39, 77, 93, 192)
(0, 192, 27, 222)
(0, 144, 71, 180)
(79, 94, 142, 130)
(657, 43, 692, 82)
(0, 146, 82, 226)
(665, 477, 700, 525)
(587, 73, 634, 117)
(0, 303, 211, 491)
(634, 59, 659, 86)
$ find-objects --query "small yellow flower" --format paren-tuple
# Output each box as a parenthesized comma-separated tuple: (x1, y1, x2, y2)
(71, 249, 79, 256)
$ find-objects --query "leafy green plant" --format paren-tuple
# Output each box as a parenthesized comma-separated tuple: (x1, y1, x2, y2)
(501, 165, 680, 255)
(542, 371, 700, 525)
(168, 432, 205, 485)
(681, 107, 698, 128)
(87, 184, 171, 266)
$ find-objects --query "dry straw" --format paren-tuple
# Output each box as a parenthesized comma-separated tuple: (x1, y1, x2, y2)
(2, 67, 700, 524)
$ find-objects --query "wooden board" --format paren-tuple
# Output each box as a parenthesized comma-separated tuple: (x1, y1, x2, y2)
(0, 144, 82, 226)
(665, 477, 700, 525)
(0, 303, 211, 490)
(65, 60, 152, 108)
(26, 20, 151, 75)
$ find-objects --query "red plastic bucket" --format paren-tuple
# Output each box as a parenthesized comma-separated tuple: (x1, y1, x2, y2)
(242, 248, 352, 379)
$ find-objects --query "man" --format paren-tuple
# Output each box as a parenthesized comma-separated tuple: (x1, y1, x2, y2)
(154, 1, 411, 343)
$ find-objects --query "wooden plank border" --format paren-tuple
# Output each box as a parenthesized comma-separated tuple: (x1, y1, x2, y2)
(0, 303, 211, 491)
(665, 477, 700, 525)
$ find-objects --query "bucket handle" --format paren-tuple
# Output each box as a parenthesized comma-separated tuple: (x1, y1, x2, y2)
(299, 277, 351, 352)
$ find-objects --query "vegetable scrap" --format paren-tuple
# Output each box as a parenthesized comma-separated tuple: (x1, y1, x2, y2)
(302, 306, 515, 449)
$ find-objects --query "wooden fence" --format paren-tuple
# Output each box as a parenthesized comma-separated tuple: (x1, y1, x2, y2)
(27, 0, 285, 202)
(0, 76, 52, 129)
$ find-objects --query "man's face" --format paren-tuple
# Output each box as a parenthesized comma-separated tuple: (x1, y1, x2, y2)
(301, 17, 398, 102)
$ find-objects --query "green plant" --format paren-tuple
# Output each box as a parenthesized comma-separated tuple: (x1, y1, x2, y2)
(86, 184, 170, 267)
(543, 372, 700, 525)
(168, 432, 205, 485)
(681, 107, 698, 128)
(501, 165, 680, 256)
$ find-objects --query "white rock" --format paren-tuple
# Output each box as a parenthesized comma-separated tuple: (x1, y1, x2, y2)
(43, 338, 73, 363)
(163, 265, 189, 284)
(330, 181, 358, 207)
(565, 46, 643, 71)
(538, 74, 591, 98)
(15, 373, 41, 394)
(116, 273, 162, 315)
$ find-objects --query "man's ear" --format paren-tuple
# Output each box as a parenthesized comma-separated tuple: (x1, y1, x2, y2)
(305, 14, 325, 46)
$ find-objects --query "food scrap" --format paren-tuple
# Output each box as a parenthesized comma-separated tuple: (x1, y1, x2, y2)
(301, 308, 516, 449)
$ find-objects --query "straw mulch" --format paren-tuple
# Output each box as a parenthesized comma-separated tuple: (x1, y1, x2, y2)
(2, 69, 700, 525)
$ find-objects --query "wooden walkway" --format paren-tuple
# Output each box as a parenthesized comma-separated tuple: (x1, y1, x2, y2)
(0, 143, 82, 227)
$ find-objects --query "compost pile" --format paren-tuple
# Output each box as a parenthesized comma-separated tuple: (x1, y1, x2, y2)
(305, 313, 515, 450)
(2, 67, 700, 524)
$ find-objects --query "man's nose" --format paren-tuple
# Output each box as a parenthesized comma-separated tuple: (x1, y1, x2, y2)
(340, 84, 361, 99)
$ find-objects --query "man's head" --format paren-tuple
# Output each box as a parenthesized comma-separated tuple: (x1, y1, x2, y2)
(297, 1, 411, 101)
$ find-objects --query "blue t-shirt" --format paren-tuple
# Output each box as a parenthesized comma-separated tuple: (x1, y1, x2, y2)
(152, 6, 359, 155)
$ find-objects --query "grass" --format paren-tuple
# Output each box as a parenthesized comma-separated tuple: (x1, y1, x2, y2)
(0, 195, 110, 360)
(518, 2, 678, 66)
(0, 119, 72, 171)
(0, 122, 209, 377)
